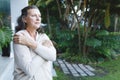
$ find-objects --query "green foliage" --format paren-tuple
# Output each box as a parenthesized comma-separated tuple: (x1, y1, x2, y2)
(60, 51, 81, 63)
(95, 30, 109, 36)
(0, 29, 5, 46)
(0, 26, 12, 48)
(0, 14, 12, 51)
(57, 28, 120, 63)
(85, 38, 101, 48)
(55, 29, 78, 53)
(96, 47, 112, 58)
(93, 31, 120, 60)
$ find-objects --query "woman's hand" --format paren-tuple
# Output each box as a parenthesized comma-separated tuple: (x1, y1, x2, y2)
(14, 34, 27, 45)
(13, 33, 37, 49)
(42, 40, 53, 48)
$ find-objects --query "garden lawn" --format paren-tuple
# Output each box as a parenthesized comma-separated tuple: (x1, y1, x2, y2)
(53, 55, 120, 80)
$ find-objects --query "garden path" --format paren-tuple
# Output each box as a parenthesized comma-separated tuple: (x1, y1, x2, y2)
(54, 59, 96, 77)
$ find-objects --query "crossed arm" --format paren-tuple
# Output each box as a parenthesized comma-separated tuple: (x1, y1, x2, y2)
(13, 32, 56, 77)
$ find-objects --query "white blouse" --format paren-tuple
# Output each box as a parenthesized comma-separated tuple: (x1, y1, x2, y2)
(13, 30, 56, 80)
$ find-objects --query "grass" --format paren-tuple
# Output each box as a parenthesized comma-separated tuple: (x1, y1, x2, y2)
(53, 55, 120, 80)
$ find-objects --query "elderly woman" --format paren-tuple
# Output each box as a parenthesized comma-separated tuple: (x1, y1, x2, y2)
(13, 5, 56, 80)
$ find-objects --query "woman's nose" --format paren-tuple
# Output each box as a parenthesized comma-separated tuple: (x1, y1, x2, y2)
(36, 16, 41, 21)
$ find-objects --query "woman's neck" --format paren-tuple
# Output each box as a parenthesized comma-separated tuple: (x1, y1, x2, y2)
(26, 28, 37, 40)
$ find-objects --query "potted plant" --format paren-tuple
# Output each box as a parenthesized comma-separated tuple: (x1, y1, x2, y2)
(0, 14, 13, 57)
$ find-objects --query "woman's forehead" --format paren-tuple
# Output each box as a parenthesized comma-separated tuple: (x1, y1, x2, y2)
(27, 9, 41, 15)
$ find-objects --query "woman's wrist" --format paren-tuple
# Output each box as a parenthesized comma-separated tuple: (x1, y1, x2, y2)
(27, 40, 37, 50)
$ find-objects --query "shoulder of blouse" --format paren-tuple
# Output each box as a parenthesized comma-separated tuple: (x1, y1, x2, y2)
(37, 33, 50, 40)
(15, 30, 26, 35)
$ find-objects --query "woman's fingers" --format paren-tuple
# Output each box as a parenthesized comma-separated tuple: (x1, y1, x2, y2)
(13, 35, 20, 43)
(13, 34, 24, 44)
(42, 40, 53, 47)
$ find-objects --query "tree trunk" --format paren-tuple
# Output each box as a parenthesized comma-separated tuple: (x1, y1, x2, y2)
(68, 0, 81, 52)
(46, 8, 52, 37)
(114, 14, 118, 32)
(56, 0, 62, 18)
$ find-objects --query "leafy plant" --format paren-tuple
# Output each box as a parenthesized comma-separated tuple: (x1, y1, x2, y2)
(0, 14, 13, 53)
(0, 26, 12, 48)
(92, 31, 120, 60)
(55, 29, 78, 53)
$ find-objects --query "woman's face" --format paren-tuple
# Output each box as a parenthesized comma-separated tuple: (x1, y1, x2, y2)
(24, 8, 41, 30)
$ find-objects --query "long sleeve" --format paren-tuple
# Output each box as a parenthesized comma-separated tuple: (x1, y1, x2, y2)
(13, 43, 45, 77)
(34, 44, 56, 61)
(34, 33, 57, 61)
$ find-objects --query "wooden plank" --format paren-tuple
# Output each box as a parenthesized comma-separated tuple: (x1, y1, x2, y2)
(78, 64, 95, 76)
(72, 64, 87, 76)
(57, 59, 70, 74)
(64, 61, 80, 77)
(85, 65, 95, 71)
(57, 59, 64, 64)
